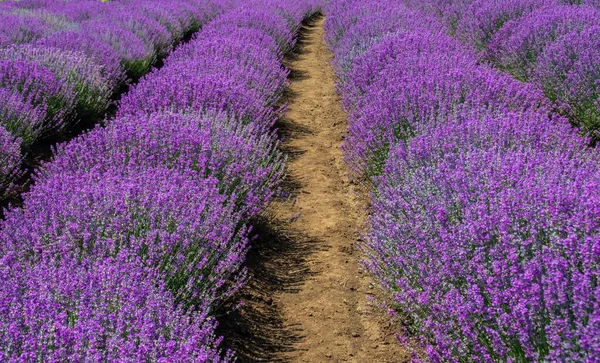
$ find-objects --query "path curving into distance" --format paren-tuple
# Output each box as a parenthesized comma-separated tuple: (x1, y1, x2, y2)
(219, 16, 408, 363)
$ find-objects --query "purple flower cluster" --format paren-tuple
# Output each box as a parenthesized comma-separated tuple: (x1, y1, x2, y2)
(0, 0, 224, 201)
(0, 45, 113, 121)
(0, 249, 231, 362)
(487, 4, 600, 80)
(326, 0, 600, 360)
(0, 1, 320, 360)
(0, 126, 22, 198)
(0, 12, 49, 47)
(440, 1, 600, 136)
(455, 0, 551, 50)
(0, 58, 75, 144)
(533, 25, 600, 135)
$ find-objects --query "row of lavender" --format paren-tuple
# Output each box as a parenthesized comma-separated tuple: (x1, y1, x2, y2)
(410, 0, 600, 139)
(326, 0, 599, 361)
(0, 1, 321, 360)
(0, 0, 223, 201)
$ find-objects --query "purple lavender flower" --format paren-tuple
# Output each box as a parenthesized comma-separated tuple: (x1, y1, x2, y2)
(207, 7, 296, 54)
(97, 9, 172, 56)
(487, 4, 600, 80)
(118, 70, 280, 130)
(0, 250, 232, 362)
(533, 25, 600, 136)
(326, 0, 600, 360)
(0, 13, 49, 47)
(0, 126, 22, 198)
(0, 87, 47, 148)
(0, 58, 76, 137)
(79, 21, 155, 78)
(42, 112, 285, 219)
(369, 121, 599, 360)
(455, 0, 551, 50)
(0, 45, 112, 120)
(35, 30, 124, 86)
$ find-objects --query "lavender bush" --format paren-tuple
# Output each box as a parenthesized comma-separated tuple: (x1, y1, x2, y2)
(454, 0, 550, 50)
(337, 30, 547, 177)
(533, 25, 600, 137)
(0, 126, 22, 199)
(0, 0, 227, 201)
(424, 1, 600, 137)
(35, 30, 125, 85)
(326, 0, 600, 360)
(0, 58, 76, 138)
(373, 124, 599, 361)
(0, 1, 321, 360)
(78, 21, 157, 79)
(0, 87, 47, 148)
(118, 65, 281, 130)
(2, 166, 247, 311)
(43, 112, 285, 219)
(487, 4, 600, 81)
(0, 250, 230, 362)
(0, 45, 113, 120)
(207, 7, 296, 54)
(0, 13, 49, 47)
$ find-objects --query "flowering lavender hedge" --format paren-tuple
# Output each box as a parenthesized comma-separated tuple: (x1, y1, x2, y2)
(0, 45, 113, 121)
(0, 0, 225, 202)
(453, 0, 550, 50)
(0, 1, 321, 360)
(430, 0, 600, 137)
(486, 4, 600, 80)
(533, 25, 600, 135)
(0, 126, 22, 198)
(326, 0, 600, 360)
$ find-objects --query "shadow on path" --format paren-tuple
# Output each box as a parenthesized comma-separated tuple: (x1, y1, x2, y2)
(216, 17, 324, 363)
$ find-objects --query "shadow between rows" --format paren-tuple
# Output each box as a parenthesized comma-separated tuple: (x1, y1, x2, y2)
(216, 14, 325, 362)
(216, 212, 323, 362)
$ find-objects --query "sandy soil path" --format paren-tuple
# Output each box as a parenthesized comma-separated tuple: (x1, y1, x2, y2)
(219, 16, 409, 363)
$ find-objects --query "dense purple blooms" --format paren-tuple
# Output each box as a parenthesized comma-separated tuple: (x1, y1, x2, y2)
(0, 45, 112, 120)
(0, 250, 229, 362)
(0, 126, 22, 199)
(118, 72, 280, 130)
(0, 0, 321, 359)
(332, 6, 444, 75)
(374, 128, 599, 361)
(44, 112, 285, 219)
(0, 87, 47, 148)
(207, 7, 296, 54)
(0, 0, 227, 202)
(432, 1, 600, 137)
(2, 166, 247, 308)
(533, 25, 600, 136)
(79, 21, 156, 79)
(0, 58, 75, 137)
(326, 0, 600, 360)
(98, 10, 172, 56)
(194, 27, 284, 61)
(487, 4, 600, 80)
(455, 0, 551, 49)
(35, 30, 125, 85)
(0, 13, 50, 47)
(337, 29, 548, 177)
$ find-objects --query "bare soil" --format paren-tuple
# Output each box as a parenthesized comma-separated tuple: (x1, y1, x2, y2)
(218, 16, 409, 363)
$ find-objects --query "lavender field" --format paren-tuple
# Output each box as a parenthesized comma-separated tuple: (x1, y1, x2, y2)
(327, 0, 600, 361)
(0, 0, 321, 360)
(1, 0, 599, 361)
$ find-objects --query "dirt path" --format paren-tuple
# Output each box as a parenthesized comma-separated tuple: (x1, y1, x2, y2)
(219, 16, 409, 362)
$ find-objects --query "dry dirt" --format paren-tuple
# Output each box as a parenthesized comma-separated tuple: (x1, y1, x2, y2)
(218, 16, 410, 363)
